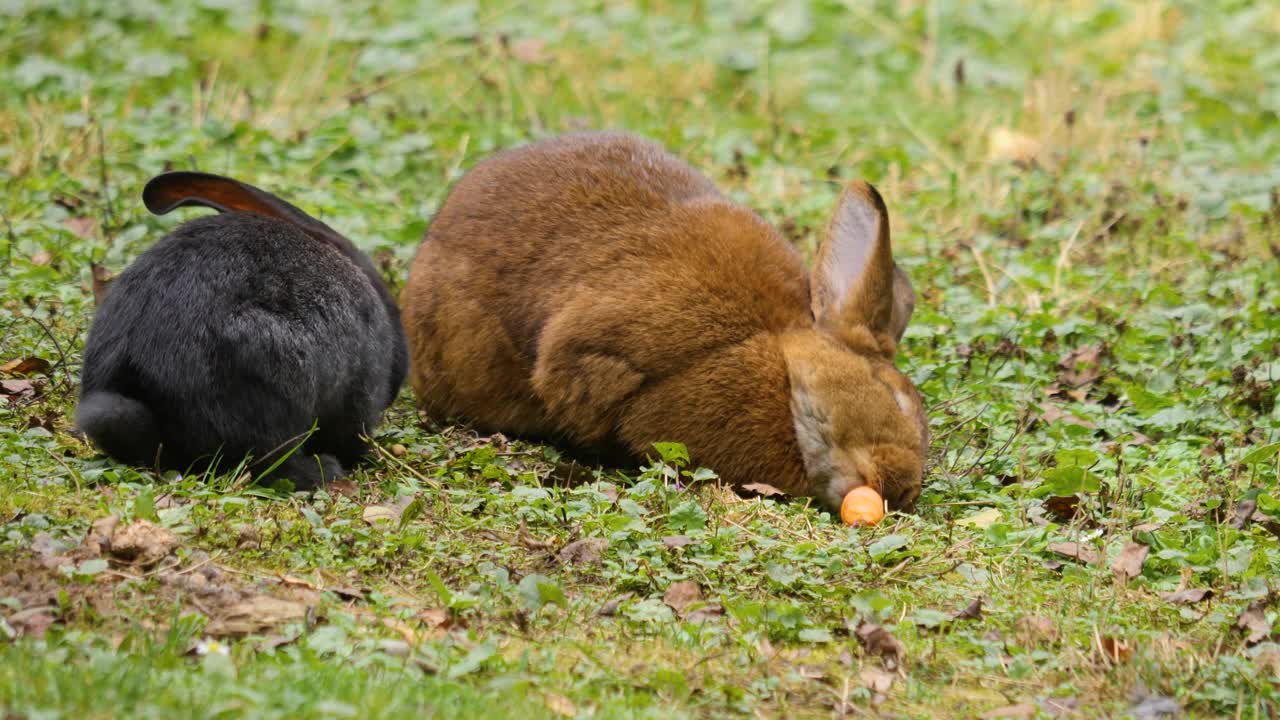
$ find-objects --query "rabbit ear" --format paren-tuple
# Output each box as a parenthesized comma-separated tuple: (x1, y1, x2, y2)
(811, 181, 898, 341)
(142, 172, 345, 244)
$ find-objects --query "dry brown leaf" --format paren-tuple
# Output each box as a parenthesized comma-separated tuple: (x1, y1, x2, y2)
(327, 479, 360, 498)
(989, 127, 1041, 164)
(1, 357, 50, 376)
(857, 667, 895, 694)
(81, 514, 119, 558)
(1048, 541, 1100, 565)
(63, 216, 97, 239)
(684, 603, 724, 623)
(557, 537, 607, 565)
(90, 263, 115, 306)
(741, 482, 787, 498)
(511, 37, 549, 64)
(596, 482, 619, 504)
(1043, 495, 1081, 522)
(1, 378, 37, 401)
(1159, 588, 1212, 605)
(1037, 402, 1099, 430)
(109, 520, 179, 567)
(1057, 344, 1104, 388)
(543, 692, 576, 717)
(596, 592, 633, 617)
(1098, 635, 1132, 663)
(1236, 597, 1273, 645)
(1111, 542, 1149, 581)
(980, 703, 1038, 720)
(662, 580, 702, 614)
(517, 519, 555, 550)
(8, 607, 57, 638)
(662, 535, 694, 549)
(855, 621, 905, 670)
(206, 595, 308, 637)
(953, 597, 984, 623)
(1016, 615, 1059, 644)
(362, 505, 398, 525)
(418, 607, 451, 628)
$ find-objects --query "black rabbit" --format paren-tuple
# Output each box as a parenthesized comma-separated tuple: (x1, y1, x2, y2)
(76, 172, 408, 487)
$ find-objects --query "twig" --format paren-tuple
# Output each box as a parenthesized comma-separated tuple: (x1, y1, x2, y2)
(26, 315, 71, 395)
(96, 121, 115, 232)
(366, 438, 442, 489)
(0, 208, 13, 269)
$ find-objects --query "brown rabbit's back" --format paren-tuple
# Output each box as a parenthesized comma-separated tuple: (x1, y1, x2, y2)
(403, 133, 813, 484)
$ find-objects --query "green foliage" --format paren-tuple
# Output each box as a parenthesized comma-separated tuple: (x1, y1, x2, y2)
(1, 0, 1278, 718)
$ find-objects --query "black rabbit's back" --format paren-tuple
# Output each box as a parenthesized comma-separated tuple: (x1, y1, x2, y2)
(80, 212, 398, 474)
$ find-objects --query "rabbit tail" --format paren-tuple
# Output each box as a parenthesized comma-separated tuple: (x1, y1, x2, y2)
(76, 391, 162, 466)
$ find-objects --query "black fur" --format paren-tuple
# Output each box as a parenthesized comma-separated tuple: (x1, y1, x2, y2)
(78, 177, 408, 488)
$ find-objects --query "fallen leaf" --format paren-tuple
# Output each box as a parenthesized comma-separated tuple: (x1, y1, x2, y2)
(1229, 498, 1257, 530)
(543, 692, 576, 717)
(376, 639, 411, 658)
(662, 580, 702, 614)
(1, 357, 50, 376)
(82, 514, 119, 558)
(1043, 382, 1089, 403)
(7, 607, 57, 638)
(1038, 696, 1079, 717)
(596, 592, 633, 617)
(109, 520, 179, 567)
(276, 574, 363, 602)
(90, 263, 114, 305)
(979, 703, 1038, 720)
(557, 537, 607, 565)
(1037, 402, 1099, 430)
(596, 482, 619, 504)
(516, 519, 555, 551)
(855, 621, 905, 670)
(958, 508, 1002, 529)
(662, 535, 694, 549)
(418, 607, 452, 629)
(362, 505, 399, 525)
(684, 603, 725, 623)
(1098, 635, 1132, 663)
(207, 595, 309, 637)
(1057, 344, 1104, 388)
(1159, 588, 1212, 605)
(857, 667, 894, 693)
(30, 250, 52, 266)
(988, 127, 1041, 165)
(1111, 542, 1150, 582)
(1236, 596, 1273, 645)
(953, 597, 984, 623)
(1, 378, 37, 402)
(741, 482, 787, 498)
(510, 37, 549, 64)
(1048, 541, 1100, 565)
(63, 216, 96, 239)
(1017, 615, 1059, 644)
(327, 479, 359, 498)
(1043, 495, 1081, 522)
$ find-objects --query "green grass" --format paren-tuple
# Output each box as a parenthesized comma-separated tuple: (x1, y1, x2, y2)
(2, 0, 1279, 717)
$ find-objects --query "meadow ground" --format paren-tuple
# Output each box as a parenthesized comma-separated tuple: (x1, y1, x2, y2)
(1, 1, 1279, 717)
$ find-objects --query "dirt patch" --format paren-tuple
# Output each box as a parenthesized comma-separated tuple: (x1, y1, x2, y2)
(0, 517, 326, 641)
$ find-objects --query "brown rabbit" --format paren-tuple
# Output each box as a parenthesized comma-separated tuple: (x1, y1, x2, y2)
(402, 132, 927, 511)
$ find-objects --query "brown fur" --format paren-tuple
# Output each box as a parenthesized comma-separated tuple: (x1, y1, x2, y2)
(402, 132, 927, 510)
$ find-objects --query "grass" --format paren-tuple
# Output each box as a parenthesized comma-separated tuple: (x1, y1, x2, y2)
(2, 0, 1279, 717)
